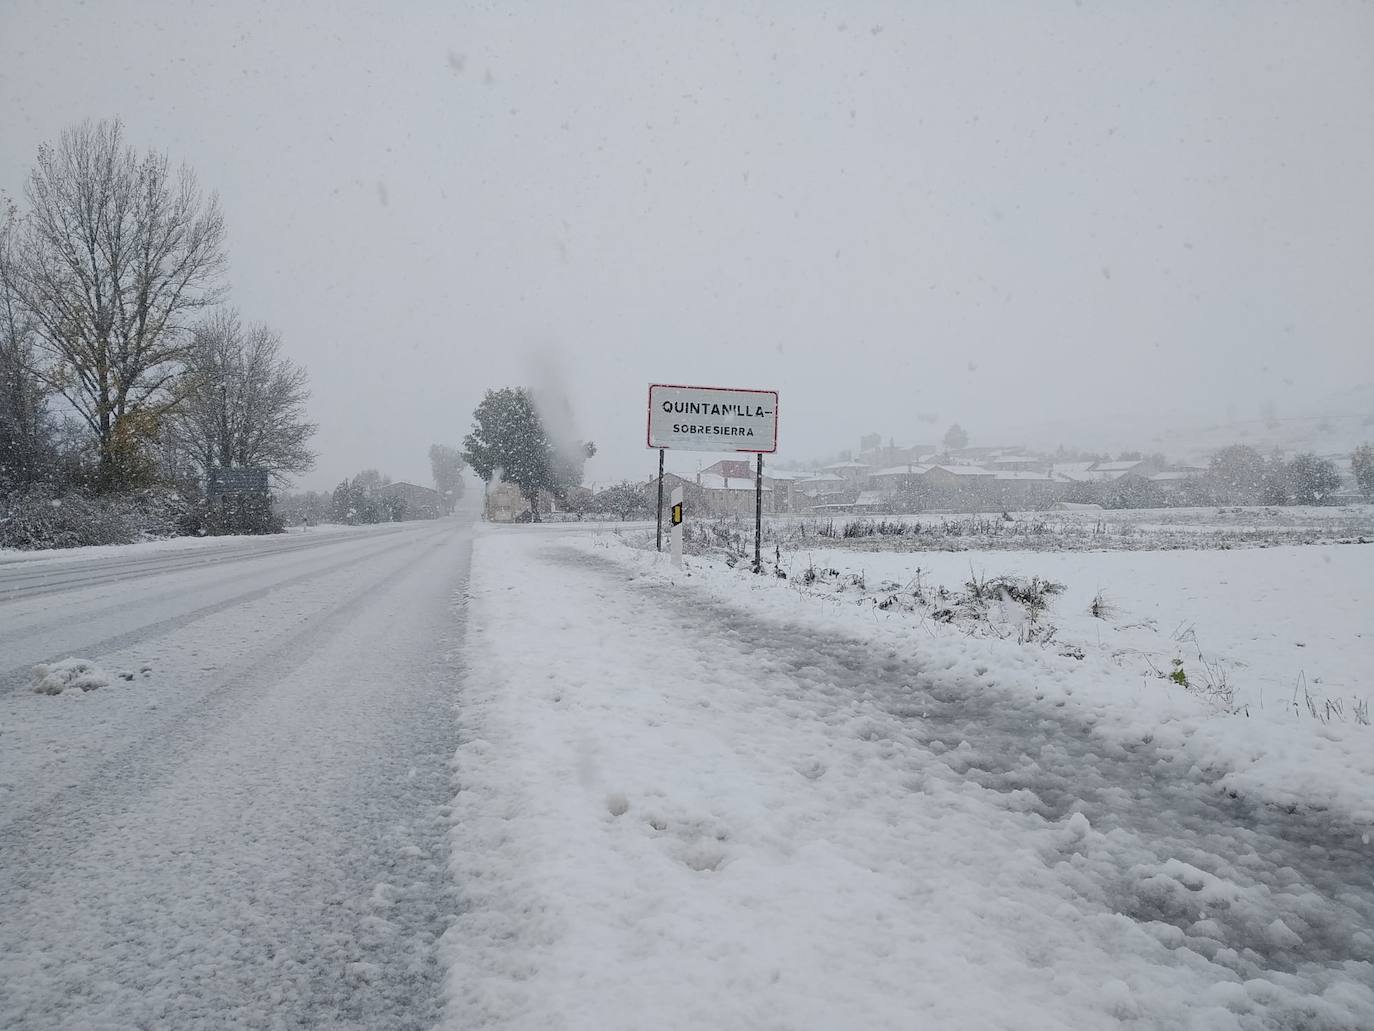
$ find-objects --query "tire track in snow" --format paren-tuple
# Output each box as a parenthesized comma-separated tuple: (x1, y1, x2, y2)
(0, 522, 470, 1030)
(0, 524, 414, 602)
(551, 546, 1374, 1016)
(0, 526, 447, 692)
(0, 525, 451, 843)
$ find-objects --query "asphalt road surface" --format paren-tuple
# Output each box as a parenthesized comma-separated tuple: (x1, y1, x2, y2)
(0, 518, 473, 1030)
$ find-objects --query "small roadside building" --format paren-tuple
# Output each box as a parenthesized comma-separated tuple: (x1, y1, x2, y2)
(380, 481, 443, 520)
(485, 481, 529, 522)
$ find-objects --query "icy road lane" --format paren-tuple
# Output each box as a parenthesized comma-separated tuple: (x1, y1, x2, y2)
(0, 519, 472, 1030)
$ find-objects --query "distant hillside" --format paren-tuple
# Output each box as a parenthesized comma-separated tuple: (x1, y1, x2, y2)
(984, 383, 1374, 466)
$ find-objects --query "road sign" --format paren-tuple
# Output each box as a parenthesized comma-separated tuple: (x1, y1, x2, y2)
(208, 467, 269, 494)
(647, 384, 778, 454)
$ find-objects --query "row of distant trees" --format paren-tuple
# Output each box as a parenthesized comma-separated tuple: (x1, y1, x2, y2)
(276, 446, 468, 526)
(1, 119, 317, 542)
(277, 470, 403, 526)
(1205, 445, 1365, 506)
(1355, 445, 1374, 500)
(332, 470, 407, 524)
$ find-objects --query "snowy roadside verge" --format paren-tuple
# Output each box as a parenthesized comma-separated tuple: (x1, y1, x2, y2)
(569, 533, 1374, 830)
(443, 529, 1374, 1030)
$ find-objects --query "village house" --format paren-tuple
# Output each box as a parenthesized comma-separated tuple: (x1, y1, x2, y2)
(758, 468, 813, 513)
(820, 460, 873, 482)
(858, 441, 937, 470)
(985, 471, 1063, 509)
(987, 455, 1049, 473)
(639, 471, 705, 518)
(869, 463, 932, 491)
(484, 481, 528, 522)
(380, 481, 443, 520)
(695, 472, 772, 516)
(483, 481, 587, 522)
(792, 472, 851, 511)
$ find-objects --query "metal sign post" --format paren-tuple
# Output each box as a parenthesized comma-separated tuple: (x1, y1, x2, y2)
(754, 453, 763, 574)
(656, 448, 665, 552)
(670, 486, 684, 568)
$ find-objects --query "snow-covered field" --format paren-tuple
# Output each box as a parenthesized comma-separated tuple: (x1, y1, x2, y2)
(702, 503, 1374, 553)
(762, 542, 1373, 745)
(447, 523, 1373, 1030)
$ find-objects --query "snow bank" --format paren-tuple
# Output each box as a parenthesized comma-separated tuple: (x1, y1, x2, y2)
(30, 658, 113, 695)
(444, 529, 1374, 1030)
(580, 534, 1374, 829)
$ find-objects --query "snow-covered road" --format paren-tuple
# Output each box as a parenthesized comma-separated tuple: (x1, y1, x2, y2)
(1, 519, 473, 1029)
(5, 520, 1371, 1029)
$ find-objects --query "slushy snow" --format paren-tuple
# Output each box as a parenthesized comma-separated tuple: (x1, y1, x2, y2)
(30, 657, 112, 695)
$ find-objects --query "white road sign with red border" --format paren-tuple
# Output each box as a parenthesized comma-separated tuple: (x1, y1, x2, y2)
(647, 384, 778, 453)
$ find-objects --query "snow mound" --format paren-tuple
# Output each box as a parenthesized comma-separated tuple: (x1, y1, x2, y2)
(31, 658, 113, 695)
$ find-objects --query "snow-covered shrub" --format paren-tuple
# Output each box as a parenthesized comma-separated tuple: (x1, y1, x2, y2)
(177, 494, 284, 537)
(960, 572, 1065, 622)
(0, 485, 192, 550)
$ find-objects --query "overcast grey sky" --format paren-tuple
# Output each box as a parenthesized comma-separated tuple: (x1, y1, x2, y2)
(3, 0, 1372, 488)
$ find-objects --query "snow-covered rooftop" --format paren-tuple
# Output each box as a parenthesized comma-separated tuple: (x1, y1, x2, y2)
(1093, 460, 1144, 472)
(1052, 463, 1117, 483)
(872, 464, 933, 477)
(930, 464, 995, 477)
(697, 473, 771, 492)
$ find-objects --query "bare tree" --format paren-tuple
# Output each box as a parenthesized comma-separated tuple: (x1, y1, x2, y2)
(14, 119, 227, 488)
(0, 203, 52, 489)
(177, 308, 316, 482)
